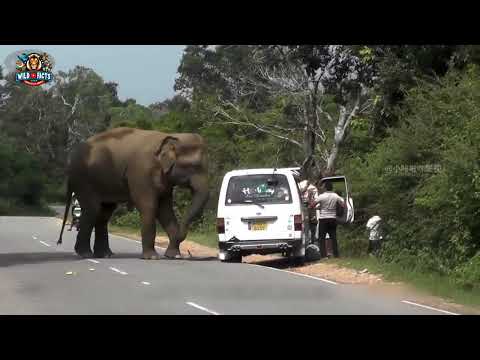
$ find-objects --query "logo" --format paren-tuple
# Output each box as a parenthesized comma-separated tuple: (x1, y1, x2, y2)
(14, 51, 54, 86)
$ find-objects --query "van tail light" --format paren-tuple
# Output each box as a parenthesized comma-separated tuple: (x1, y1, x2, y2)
(216, 218, 225, 234)
(294, 215, 302, 231)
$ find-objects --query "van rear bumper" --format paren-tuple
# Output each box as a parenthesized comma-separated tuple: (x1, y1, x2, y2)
(219, 238, 302, 254)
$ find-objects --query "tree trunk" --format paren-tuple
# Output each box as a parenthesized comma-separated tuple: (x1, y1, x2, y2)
(326, 144, 338, 176)
(302, 92, 319, 179)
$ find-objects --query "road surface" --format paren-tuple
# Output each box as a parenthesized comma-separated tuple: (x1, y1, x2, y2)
(0, 215, 456, 315)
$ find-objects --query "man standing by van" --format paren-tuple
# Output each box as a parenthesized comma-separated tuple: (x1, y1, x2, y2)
(312, 181, 345, 258)
(299, 180, 319, 245)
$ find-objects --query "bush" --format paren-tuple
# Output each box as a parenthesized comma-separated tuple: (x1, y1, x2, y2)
(0, 198, 12, 215)
(0, 136, 47, 208)
(338, 225, 368, 257)
(111, 207, 142, 228)
(340, 67, 480, 275)
(452, 253, 480, 290)
(44, 182, 66, 203)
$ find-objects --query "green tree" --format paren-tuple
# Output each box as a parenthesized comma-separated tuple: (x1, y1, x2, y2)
(342, 66, 480, 273)
(181, 45, 377, 176)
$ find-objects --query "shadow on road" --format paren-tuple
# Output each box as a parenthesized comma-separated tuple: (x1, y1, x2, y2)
(0, 252, 218, 267)
(246, 256, 319, 269)
(0, 252, 81, 267)
(105, 253, 219, 262)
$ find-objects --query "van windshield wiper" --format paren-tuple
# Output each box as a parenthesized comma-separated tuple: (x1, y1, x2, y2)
(242, 199, 265, 209)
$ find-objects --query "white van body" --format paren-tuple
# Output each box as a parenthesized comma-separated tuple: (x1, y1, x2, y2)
(217, 168, 310, 262)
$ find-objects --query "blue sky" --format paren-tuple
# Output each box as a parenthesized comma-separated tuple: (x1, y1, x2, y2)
(0, 45, 186, 106)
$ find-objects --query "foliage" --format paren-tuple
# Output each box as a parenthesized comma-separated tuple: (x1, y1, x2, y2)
(0, 66, 118, 179)
(0, 135, 47, 208)
(340, 67, 480, 283)
(176, 45, 379, 176)
(111, 207, 143, 228)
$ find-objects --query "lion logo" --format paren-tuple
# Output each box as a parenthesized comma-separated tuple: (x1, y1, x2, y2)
(26, 54, 42, 71)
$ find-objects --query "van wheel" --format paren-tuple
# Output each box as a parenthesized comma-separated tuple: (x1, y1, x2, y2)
(222, 252, 242, 263)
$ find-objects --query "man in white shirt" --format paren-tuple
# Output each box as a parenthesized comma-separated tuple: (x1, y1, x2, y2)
(312, 181, 345, 258)
(299, 180, 319, 245)
(366, 215, 383, 254)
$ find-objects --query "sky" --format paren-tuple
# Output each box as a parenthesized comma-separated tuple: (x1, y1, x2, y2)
(0, 45, 186, 106)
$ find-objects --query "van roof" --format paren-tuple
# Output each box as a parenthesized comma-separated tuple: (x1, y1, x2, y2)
(224, 168, 300, 177)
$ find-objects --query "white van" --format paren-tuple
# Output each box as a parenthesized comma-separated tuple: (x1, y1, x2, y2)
(216, 168, 310, 263)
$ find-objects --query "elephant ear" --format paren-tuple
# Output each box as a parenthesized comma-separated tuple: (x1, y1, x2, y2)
(155, 136, 179, 174)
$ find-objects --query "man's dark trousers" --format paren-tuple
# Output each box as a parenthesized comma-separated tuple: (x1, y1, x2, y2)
(318, 218, 338, 258)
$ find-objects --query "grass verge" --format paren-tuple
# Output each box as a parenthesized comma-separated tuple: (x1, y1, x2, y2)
(332, 256, 480, 308)
(184, 232, 217, 248)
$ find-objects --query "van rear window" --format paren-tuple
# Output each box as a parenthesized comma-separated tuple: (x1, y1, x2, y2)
(225, 174, 292, 205)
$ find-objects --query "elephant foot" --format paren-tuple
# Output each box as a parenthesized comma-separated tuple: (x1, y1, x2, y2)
(141, 250, 161, 260)
(75, 244, 93, 258)
(76, 250, 94, 258)
(164, 247, 182, 259)
(93, 249, 114, 258)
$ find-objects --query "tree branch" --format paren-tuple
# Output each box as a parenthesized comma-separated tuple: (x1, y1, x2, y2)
(211, 106, 303, 148)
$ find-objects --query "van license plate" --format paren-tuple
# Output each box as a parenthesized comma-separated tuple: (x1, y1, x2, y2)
(251, 222, 267, 231)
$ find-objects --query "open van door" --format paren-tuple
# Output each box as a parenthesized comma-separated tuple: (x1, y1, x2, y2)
(319, 176, 354, 224)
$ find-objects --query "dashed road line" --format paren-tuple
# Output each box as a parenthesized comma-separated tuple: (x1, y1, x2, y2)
(248, 263, 338, 285)
(39, 240, 51, 247)
(186, 301, 220, 315)
(87, 259, 100, 264)
(141, 281, 151, 285)
(401, 300, 459, 315)
(109, 267, 128, 275)
(32, 236, 38, 240)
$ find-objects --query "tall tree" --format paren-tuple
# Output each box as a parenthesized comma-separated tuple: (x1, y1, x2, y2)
(187, 45, 377, 176)
(0, 66, 117, 175)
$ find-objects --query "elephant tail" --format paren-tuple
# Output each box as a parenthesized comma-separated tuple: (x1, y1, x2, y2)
(57, 181, 73, 245)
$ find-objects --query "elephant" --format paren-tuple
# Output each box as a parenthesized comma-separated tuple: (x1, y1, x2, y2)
(57, 127, 209, 260)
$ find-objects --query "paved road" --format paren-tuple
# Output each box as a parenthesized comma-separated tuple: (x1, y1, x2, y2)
(0, 215, 455, 315)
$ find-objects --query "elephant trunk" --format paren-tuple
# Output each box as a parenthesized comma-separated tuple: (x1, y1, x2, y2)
(177, 174, 209, 243)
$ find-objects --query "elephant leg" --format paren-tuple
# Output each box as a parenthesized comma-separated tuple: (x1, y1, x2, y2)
(136, 202, 160, 260)
(74, 196, 100, 258)
(93, 203, 117, 258)
(156, 196, 182, 259)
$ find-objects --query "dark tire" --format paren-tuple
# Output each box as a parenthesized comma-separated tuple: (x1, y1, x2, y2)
(222, 252, 242, 263)
(305, 244, 322, 261)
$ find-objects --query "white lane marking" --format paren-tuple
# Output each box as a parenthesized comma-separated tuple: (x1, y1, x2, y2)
(401, 300, 459, 315)
(39, 241, 51, 247)
(87, 259, 100, 264)
(111, 233, 165, 250)
(89, 268, 95, 271)
(248, 263, 338, 285)
(109, 267, 128, 275)
(186, 302, 220, 315)
(32, 236, 38, 240)
(141, 281, 151, 285)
